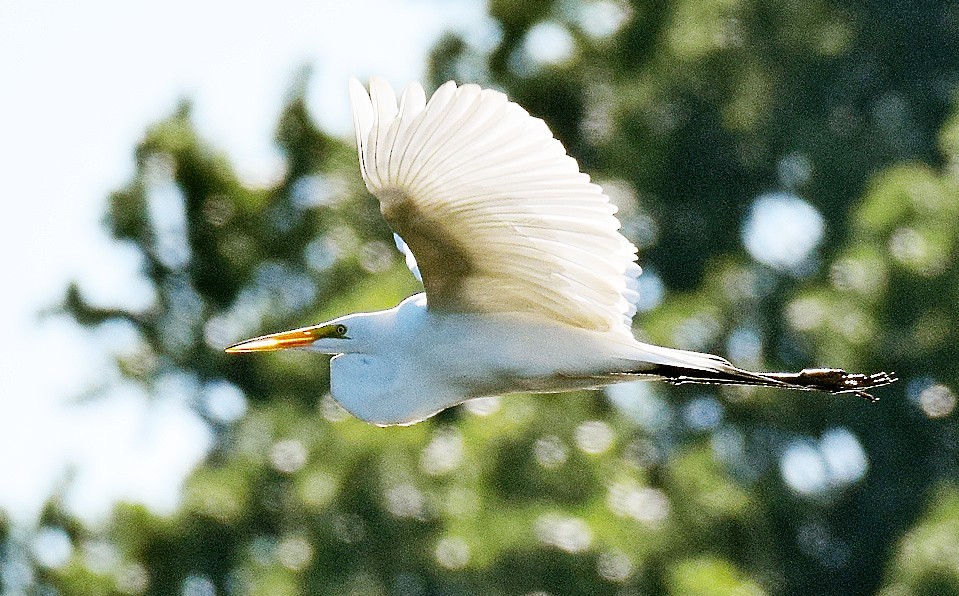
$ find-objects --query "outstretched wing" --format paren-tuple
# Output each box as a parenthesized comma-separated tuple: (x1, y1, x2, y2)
(350, 77, 641, 334)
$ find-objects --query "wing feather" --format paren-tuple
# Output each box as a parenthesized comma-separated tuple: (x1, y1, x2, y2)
(351, 77, 642, 332)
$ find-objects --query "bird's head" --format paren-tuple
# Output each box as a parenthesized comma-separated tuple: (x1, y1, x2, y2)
(225, 316, 365, 355)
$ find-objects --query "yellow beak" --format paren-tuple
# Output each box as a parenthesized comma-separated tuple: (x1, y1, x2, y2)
(225, 324, 337, 353)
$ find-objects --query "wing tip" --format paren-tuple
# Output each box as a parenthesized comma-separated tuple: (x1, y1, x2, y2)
(349, 77, 374, 124)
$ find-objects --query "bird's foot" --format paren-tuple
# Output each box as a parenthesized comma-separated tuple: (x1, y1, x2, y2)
(792, 368, 898, 402)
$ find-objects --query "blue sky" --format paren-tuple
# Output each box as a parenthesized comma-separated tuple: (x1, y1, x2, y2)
(0, 0, 484, 524)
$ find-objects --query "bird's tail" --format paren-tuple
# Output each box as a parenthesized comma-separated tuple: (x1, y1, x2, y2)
(621, 344, 897, 402)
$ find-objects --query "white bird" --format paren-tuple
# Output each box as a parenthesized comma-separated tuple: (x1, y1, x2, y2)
(226, 78, 895, 426)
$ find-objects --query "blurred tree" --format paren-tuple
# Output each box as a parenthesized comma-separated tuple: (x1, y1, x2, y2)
(879, 484, 959, 595)
(8, 0, 959, 595)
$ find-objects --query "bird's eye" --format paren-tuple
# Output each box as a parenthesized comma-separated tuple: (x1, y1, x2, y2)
(335, 324, 348, 336)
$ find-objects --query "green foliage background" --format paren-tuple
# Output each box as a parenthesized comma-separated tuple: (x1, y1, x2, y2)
(9, 0, 959, 594)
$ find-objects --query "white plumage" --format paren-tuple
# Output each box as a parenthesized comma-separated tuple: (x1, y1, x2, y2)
(349, 77, 641, 332)
(226, 78, 895, 425)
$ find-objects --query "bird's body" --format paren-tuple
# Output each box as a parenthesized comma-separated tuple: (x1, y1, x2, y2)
(320, 293, 650, 425)
(226, 78, 895, 425)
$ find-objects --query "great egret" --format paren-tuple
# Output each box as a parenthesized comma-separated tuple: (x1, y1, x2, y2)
(226, 78, 895, 426)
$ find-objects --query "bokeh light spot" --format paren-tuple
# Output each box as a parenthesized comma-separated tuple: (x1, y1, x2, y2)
(918, 384, 957, 418)
(385, 484, 426, 519)
(888, 227, 948, 276)
(434, 536, 470, 569)
(781, 428, 869, 496)
(299, 471, 337, 510)
(726, 327, 763, 369)
(534, 435, 569, 469)
(607, 481, 671, 526)
(523, 22, 575, 66)
(787, 296, 827, 331)
(742, 192, 825, 272)
(777, 152, 813, 188)
(276, 536, 313, 571)
(578, 1, 631, 40)
(682, 396, 724, 431)
(575, 420, 615, 454)
(115, 563, 149, 594)
(420, 429, 464, 475)
(606, 382, 672, 430)
(30, 527, 72, 569)
(201, 381, 247, 424)
(462, 396, 501, 417)
(672, 313, 720, 351)
(359, 241, 394, 273)
(780, 441, 829, 496)
(269, 440, 308, 474)
(820, 428, 868, 485)
(320, 394, 350, 422)
(830, 257, 886, 295)
(290, 174, 348, 208)
(534, 514, 593, 553)
(597, 550, 634, 582)
(81, 540, 119, 574)
(181, 574, 215, 596)
(634, 270, 665, 313)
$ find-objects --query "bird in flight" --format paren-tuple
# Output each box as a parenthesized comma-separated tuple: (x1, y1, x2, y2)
(226, 78, 895, 426)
